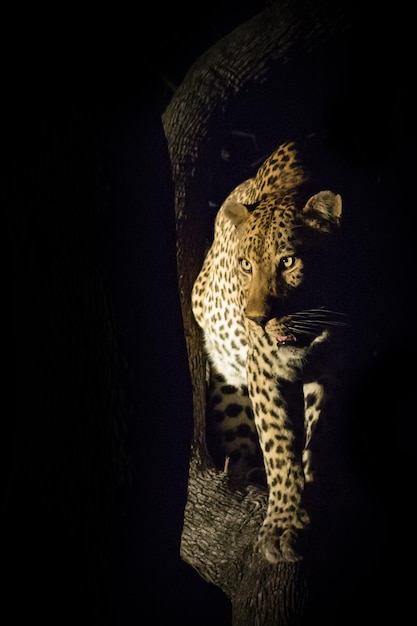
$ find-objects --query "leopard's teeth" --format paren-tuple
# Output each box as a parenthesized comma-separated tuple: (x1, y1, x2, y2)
(276, 334, 297, 345)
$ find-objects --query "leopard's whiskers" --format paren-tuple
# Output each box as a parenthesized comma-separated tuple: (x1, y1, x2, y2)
(287, 308, 348, 336)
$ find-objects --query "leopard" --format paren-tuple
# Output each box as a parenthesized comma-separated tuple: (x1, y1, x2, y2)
(191, 140, 347, 564)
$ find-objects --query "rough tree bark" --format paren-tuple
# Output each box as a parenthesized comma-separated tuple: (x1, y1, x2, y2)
(162, 1, 393, 624)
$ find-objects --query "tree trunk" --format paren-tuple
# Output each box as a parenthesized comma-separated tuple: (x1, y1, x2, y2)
(162, 1, 371, 623)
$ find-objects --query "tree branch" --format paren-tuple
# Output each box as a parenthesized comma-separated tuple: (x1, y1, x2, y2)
(162, 1, 360, 623)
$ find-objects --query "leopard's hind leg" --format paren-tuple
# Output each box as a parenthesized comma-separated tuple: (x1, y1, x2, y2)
(205, 369, 264, 480)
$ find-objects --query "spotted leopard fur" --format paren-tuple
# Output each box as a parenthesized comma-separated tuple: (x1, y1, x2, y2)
(192, 141, 345, 563)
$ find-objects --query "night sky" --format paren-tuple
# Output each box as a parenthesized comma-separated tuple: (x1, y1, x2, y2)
(7, 2, 414, 624)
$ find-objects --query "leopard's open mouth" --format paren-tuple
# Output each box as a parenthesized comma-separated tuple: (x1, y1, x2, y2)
(273, 308, 347, 347)
(275, 333, 297, 346)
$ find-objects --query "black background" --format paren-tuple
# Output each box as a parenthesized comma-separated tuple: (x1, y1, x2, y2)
(7, 2, 414, 624)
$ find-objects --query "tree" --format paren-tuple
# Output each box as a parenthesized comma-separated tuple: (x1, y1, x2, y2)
(162, 1, 413, 623)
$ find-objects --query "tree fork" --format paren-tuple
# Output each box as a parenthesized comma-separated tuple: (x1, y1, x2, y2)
(162, 1, 360, 623)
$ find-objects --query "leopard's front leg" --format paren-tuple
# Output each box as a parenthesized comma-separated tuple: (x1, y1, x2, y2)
(247, 348, 309, 563)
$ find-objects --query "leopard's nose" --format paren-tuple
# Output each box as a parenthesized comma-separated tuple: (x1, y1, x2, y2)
(246, 314, 268, 327)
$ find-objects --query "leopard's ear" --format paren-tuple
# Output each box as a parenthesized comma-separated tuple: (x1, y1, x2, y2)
(302, 190, 342, 231)
(223, 200, 257, 226)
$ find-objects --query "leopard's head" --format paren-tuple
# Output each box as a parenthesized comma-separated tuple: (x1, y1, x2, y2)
(223, 188, 344, 347)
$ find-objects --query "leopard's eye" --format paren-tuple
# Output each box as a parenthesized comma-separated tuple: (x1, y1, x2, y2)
(239, 258, 252, 273)
(280, 255, 296, 270)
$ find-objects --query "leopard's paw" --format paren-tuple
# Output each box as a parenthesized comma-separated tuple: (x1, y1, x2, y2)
(256, 525, 302, 564)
